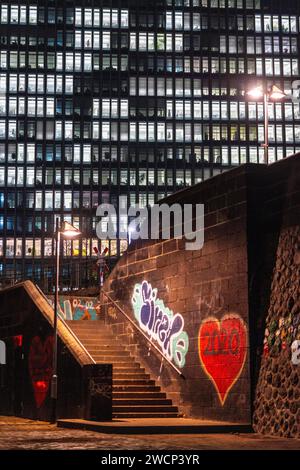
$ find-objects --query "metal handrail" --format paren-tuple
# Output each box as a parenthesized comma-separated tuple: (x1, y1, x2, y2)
(101, 289, 185, 379)
(35, 284, 96, 365)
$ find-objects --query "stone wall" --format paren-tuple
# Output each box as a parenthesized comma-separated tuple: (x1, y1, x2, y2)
(253, 227, 300, 438)
(248, 155, 300, 438)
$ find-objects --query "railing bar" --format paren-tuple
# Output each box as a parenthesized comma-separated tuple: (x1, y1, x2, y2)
(101, 290, 184, 378)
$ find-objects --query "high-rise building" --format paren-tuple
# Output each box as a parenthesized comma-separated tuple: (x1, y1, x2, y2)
(0, 0, 299, 291)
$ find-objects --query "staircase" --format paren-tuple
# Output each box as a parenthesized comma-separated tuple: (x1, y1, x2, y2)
(66, 321, 179, 419)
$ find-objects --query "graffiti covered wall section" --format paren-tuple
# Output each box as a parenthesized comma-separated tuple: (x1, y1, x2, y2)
(48, 296, 101, 321)
(130, 281, 248, 407)
(101, 166, 253, 423)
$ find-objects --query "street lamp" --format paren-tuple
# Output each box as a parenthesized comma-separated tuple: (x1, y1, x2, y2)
(247, 85, 287, 164)
(50, 218, 81, 424)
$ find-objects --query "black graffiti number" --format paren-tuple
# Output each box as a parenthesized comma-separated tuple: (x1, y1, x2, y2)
(203, 330, 226, 355)
(203, 327, 240, 356)
(218, 328, 228, 355)
(229, 328, 240, 356)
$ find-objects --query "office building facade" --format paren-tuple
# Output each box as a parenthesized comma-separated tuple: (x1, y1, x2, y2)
(0, 0, 300, 291)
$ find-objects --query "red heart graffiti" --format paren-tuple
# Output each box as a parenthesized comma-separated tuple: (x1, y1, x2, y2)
(28, 335, 53, 409)
(198, 315, 247, 405)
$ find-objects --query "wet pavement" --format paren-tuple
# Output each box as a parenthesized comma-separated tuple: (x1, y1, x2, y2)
(0, 417, 299, 450)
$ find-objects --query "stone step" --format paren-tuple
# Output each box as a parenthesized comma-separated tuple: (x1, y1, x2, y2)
(86, 349, 130, 356)
(112, 412, 178, 419)
(113, 385, 161, 392)
(113, 392, 167, 399)
(113, 405, 178, 413)
(112, 362, 146, 374)
(113, 374, 152, 381)
(97, 364, 144, 371)
(113, 399, 172, 406)
(81, 341, 123, 348)
(113, 372, 149, 378)
(113, 374, 155, 387)
(65, 321, 101, 325)
(76, 340, 123, 347)
(74, 333, 116, 341)
(69, 327, 113, 334)
(92, 358, 138, 365)
(67, 325, 105, 331)
(84, 350, 130, 356)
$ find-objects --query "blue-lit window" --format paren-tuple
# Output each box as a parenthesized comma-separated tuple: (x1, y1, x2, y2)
(48, 8, 55, 24)
(6, 216, 14, 231)
(46, 146, 53, 162)
(55, 145, 62, 161)
(56, 99, 62, 114)
(57, 32, 63, 47)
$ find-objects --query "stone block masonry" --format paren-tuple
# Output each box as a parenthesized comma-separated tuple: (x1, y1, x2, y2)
(100, 153, 300, 436)
(101, 165, 253, 424)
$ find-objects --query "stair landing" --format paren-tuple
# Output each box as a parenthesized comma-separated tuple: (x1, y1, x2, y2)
(57, 418, 253, 435)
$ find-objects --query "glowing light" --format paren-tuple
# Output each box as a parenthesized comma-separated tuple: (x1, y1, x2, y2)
(269, 85, 286, 100)
(60, 222, 81, 238)
(247, 86, 264, 99)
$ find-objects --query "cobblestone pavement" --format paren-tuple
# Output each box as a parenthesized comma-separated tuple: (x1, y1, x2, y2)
(0, 417, 299, 450)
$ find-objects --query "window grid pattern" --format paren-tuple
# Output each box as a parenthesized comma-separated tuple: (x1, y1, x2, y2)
(0, 0, 300, 289)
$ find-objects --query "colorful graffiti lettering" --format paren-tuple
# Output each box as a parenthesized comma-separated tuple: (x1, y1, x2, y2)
(28, 335, 53, 409)
(48, 297, 100, 320)
(198, 314, 247, 405)
(291, 340, 300, 365)
(264, 313, 300, 358)
(132, 281, 189, 368)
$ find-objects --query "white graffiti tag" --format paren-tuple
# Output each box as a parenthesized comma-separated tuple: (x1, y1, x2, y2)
(132, 281, 189, 368)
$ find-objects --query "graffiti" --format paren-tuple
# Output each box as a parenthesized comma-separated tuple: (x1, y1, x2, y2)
(263, 313, 300, 358)
(48, 297, 101, 320)
(197, 280, 225, 317)
(126, 323, 135, 340)
(198, 314, 247, 406)
(89, 378, 112, 400)
(28, 335, 53, 409)
(0, 340, 5, 365)
(108, 306, 118, 320)
(291, 340, 300, 365)
(132, 280, 189, 368)
(13, 335, 23, 348)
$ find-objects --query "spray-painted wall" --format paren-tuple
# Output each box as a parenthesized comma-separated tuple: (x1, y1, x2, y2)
(101, 155, 300, 431)
(48, 296, 101, 321)
(101, 165, 253, 424)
